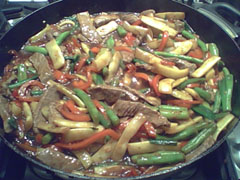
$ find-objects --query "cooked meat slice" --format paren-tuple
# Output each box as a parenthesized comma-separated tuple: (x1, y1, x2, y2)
(94, 14, 119, 27)
(120, 14, 139, 24)
(122, 85, 161, 106)
(121, 51, 135, 63)
(0, 95, 12, 133)
(166, 58, 197, 74)
(47, 101, 64, 124)
(33, 86, 60, 132)
(36, 147, 82, 172)
(77, 11, 102, 44)
(113, 100, 169, 127)
(185, 135, 215, 161)
(88, 85, 139, 104)
(29, 53, 53, 83)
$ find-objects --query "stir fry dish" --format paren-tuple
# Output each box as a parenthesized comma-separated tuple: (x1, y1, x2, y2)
(0, 9, 237, 177)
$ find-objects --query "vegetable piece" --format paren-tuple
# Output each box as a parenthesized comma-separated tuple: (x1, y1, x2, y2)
(133, 58, 146, 64)
(41, 133, 53, 145)
(124, 32, 136, 46)
(53, 119, 102, 128)
(128, 141, 181, 155)
(8, 75, 38, 90)
(55, 129, 120, 150)
(117, 25, 127, 37)
(188, 47, 203, 59)
(155, 12, 185, 20)
(172, 77, 188, 88)
(181, 123, 217, 154)
(114, 46, 133, 53)
(122, 21, 148, 37)
(194, 87, 212, 103)
(8, 117, 17, 129)
(197, 39, 208, 52)
(209, 43, 219, 56)
(37, 122, 69, 134)
(91, 47, 100, 54)
(106, 36, 115, 49)
(170, 40, 193, 55)
(165, 116, 203, 134)
(48, 80, 85, 107)
(111, 113, 146, 161)
(134, 72, 152, 87)
(96, 21, 118, 36)
(154, 51, 203, 64)
(92, 48, 112, 71)
(140, 16, 178, 37)
(132, 151, 185, 165)
(17, 64, 27, 82)
(100, 102, 120, 126)
(225, 74, 234, 111)
(212, 91, 221, 113)
(191, 56, 220, 78)
(72, 150, 92, 169)
(31, 90, 43, 96)
(45, 39, 65, 69)
(65, 100, 82, 114)
(192, 104, 215, 120)
(92, 139, 117, 163)
(56, 31, 70, 45)
(23, 102, 33, 131)
(17, 142, 37, 153)
(158, 31, 169, 51)
(159, 105, 189, 120)
(172, 89, 192, 100)
(106, 51, 121, 81)
(158, 78, 174, 94)
(29, 24, 51, 42)
(24, 46, 48, 55)
(144, 121, 157, 138)
(74, 89, 100, 125)
(86, 51, 95, 65)
(92, 73, 104, 85)
(149, 140, 177, 146)
(177, 78, 205, 90)
(213, 113, 235, 140)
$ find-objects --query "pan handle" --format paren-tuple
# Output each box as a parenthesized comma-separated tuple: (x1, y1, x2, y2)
(192, 2, 240, 40)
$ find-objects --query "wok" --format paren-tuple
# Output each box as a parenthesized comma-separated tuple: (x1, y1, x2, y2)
(0, 0, 240, 179)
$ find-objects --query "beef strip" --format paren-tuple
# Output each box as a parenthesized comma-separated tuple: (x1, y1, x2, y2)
(77, 11, 102, 44)
(48, 101, 64, 124)
(0, 95, 12, 133)
(33, 86, 60, 132)
(185, 135, 215, 162)
(113, 100, 169, 127)
(122, 85, 161, 106)
(120, 14, 139, 24)
(88, 85, 139, 104)
(29, 53, 53, 83)
(164, 58, 197, 74)
(36, 147, 82, 173)
(94, 14, 119, 27)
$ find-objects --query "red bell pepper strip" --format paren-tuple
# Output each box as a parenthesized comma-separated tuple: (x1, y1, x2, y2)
(55, 129, 120, 150)
(18, 96, 41, 102)
(158, 31, 169, 51)
(54, 70, 68, 83)
(114, 46, 133, 53)
(144, 121, 156, 138)
(124, 32, 136, 46)
(126, 63, 137, 74)
(166, 99, 203, 108)
(35, 133, 43, 144)
(134, 72, 152, 87)
(152, 74, 162, 96)
(75, 57, 88, 73)
(65, 100, 82, 114)
(160, 60, 175, 66)
(187, 47, 203, 59)
(132, 19, 142, 26)
(90, 47, 100, 54)
(17, 142, 37, 153)
(71, 37, 81, 48)
(72, 68, 92, 90)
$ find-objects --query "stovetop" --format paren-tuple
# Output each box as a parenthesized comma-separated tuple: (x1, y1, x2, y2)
(0, 0, 240, 180)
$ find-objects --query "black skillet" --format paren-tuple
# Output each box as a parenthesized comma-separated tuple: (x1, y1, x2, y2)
(0, 0, 240, 179)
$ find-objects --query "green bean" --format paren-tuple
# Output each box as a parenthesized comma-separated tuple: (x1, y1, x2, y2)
(194, 87, 212, 103)
(158, 33, 163, 39)
(17, 64, 27, 82)
(154, 51, 203, 64)
(181, 30, 195, 39)
(195, 121, 209, 131)
(197, 39, 208, 52)
(100, 102, 119, 126)
(209, 43, 219, 56)
(133, 151, 185, 165)
(139, 88, 151, 94)
(133, 58, 147, 64)
(102, 67, 109, 77)
(159, 105, 188, 111)
(218, 78, 227, 111)
(31, 90, 43, 96)
(8, 75, 38, 89)
(214, 112, 229, 120)
(92, 73, 104, 85)
(192, 104, 215, 120)
(181, 123, 217, 154)
(64, 54, 80, 63)
(98, 110, 111, 128)
(223, 67, 230, 76)
(42, 133, 53, 145)
(106, 36, 115, 49)
(225, 74, 234, 111)
(212, 91, 221, 113)
(149, 139, 177, 146)
(159, 109, 189, 120)
(177, 78, 205, 90)
(56, 31, 70, 45)
(24, 46, 48, 55)
(117, 25, 127, 37)
(27, 67, 37, 74)
(74, 89, 99, 124)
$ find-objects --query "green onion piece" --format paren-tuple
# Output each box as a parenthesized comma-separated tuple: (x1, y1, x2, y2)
(117, 25, 127, 37)
(31, 90, 43, 96)
(92, 73, 104, 85)
(24, 46, 48, 55)
(17, 64, 27, 82)
(56, 31, 70, 45)
(106, 36, 115, 49)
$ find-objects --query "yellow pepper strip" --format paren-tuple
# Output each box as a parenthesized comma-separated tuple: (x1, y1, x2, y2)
(127, 141, 181, 155)
(191, 56, 220, 78)
(72, 150, 92, 169)
(62, 126, 104, 143)
(106, 51, 121, 81)
(37, 122, 69, 134)
(213, 113, 235, 141)
(93, 48, 112, 71)
(165, 116, 203, 134)
(205, 68, 215, 81)
(135, 47, 162, 64)
(58, 19, 75, 27)
(45, 39, 65, 69)
(155, 12, 185, 20)
(122, 21, 148, 37)
(112, 113, 146, 161)
(92, 139, 117, 163)
(96, 21, 118, 36)
(140, 15, 178, 37)
(170, 40, 193, 55)
(172, 77, 188, 88)
(53, 119, 100, 128)
(81, 42, 90, 54)
(48, 80, 85, 107)
(172, 89, 193, 100)
(30, 24, 51, 42)
(158, 78, 175, 94)
(23, 102, 33, 132)
(185, 88, 203, 101)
